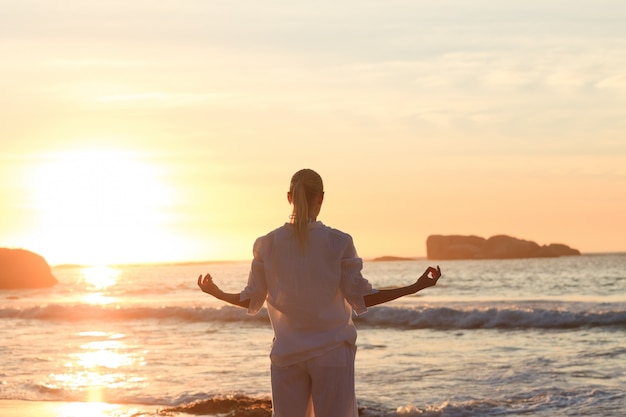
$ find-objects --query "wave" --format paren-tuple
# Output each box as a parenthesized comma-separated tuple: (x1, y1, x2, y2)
(14, 385, 623, 417)
(357, 304, 626, 329)
(160, 387, 626, 417)
(2, 303, 625, 330)
(25, 386, 625, 417)
(163, 394, 272, 416)
(25, 383, 275, 415)
(0, 304, 268, 324)
(385, 387, 626, 417)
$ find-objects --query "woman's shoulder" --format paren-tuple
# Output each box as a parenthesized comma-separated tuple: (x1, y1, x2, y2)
(317, 222, 354, 242)
(255, 223, 293, 241)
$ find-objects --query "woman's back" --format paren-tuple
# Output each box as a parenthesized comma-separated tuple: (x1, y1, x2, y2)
(249, 221, 371, 366)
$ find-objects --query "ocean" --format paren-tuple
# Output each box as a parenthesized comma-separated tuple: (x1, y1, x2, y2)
(1, 254, 625, 416)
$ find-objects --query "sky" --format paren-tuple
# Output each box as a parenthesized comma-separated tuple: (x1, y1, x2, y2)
(1, 0, 625, 266)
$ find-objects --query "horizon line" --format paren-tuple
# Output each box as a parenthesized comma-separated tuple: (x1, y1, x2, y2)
(50, 251, 626, 269)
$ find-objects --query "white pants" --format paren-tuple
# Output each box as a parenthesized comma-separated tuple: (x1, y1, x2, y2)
(270, 344, 358, 417)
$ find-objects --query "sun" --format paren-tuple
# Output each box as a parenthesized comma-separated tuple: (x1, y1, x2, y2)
(24, 148, 185, 265)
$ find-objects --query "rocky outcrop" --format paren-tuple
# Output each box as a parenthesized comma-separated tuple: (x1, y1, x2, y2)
(426, 235, 580, 260)
(372, 256, 417, 262)
(0, 248, 58, 289)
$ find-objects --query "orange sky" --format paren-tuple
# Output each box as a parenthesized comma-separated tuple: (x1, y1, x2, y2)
(1, 1, 625, 265)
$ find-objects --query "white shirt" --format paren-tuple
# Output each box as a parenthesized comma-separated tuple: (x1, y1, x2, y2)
(240, 221, 377, 366)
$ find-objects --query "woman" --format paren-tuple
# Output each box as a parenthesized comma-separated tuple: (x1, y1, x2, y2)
(197, 168, 441, 417)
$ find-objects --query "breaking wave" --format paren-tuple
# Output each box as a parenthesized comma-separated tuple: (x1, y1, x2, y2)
(2, 303, 625, 330)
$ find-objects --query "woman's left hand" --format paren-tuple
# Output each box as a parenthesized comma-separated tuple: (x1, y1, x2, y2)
(197, 273, 221, 297)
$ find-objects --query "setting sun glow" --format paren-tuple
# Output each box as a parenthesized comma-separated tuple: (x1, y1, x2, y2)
(21, 150, 183, 265)
(1, 0, 624, 266)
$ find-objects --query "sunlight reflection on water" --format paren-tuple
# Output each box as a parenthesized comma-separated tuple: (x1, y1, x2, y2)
(81, 266, 120, 290)
(49, 331, 146, 404)
(80, 266, 120, 305)
(56, 401, 145, 417)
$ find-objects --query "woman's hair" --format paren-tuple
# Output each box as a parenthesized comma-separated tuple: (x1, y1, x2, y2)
(289, 169, 324, 249)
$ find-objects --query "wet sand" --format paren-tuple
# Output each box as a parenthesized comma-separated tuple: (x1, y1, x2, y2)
(0, 400, 163, 417)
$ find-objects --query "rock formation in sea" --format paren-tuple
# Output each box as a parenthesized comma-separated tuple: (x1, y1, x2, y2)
(372, 256, 417, 262)
(0, 248, 58, 289)
(426, 234, 580, 260)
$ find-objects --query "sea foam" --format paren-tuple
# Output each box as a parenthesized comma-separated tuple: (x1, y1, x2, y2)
(3, 303, 624, 330)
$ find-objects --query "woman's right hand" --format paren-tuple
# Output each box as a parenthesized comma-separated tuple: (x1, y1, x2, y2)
(416, 265, 442, 290)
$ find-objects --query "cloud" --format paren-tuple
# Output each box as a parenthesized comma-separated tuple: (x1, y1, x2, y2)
(93, 92, 230, 108)
(595, 74, 626, 90)
(45, 59, 146, 69)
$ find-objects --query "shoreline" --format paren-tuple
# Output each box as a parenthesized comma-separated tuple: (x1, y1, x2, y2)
(0, 400, 164, 417)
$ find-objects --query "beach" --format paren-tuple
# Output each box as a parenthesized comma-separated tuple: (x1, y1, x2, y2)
(0, 400, 163, 417)
(1, 255, 625, 416)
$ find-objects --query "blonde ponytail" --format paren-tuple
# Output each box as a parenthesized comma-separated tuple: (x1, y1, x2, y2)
(289, 169, 324, 250)
(292, 180, 309, 249)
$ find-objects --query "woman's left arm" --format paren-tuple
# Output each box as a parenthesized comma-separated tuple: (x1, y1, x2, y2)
(364, 266, 441, 308)
(197, 273, 251, 309)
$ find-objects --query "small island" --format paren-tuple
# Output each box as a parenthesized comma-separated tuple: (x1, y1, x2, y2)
(0, 248, 58, 289)
(371, 256, 418, 262)
(426, 234, 580, 260)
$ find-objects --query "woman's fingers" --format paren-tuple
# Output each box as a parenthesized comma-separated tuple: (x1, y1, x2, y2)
(432, 265, 441, 278)
(198, 273, 213, 288)
(427, 266, 442, 279)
